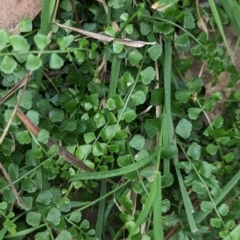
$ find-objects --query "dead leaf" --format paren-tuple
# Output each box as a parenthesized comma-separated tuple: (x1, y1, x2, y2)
(54, 22, 156, 48)
(0, 0, 42, 33)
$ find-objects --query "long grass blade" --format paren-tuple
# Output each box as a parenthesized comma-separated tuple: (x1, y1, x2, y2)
(70, 152, 156, 181)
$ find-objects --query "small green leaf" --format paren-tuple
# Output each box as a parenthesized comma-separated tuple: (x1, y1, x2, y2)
(210, 218, 221, 228)
(144, 118, 160, 137)
(18, 90, 33, 109)
(175, 119, 192, 139)
(0, 201, 7, 210)
(27, 110, 39, 125)
(22, 178, 38, 193)
(35, 231, 50, 240)
(57, 35, 74, 50)
(187, 142, 201, 160)
(206, 143, 218, 155)
(30, 148, 43, 159)
(75, 145, 92, 159)
(10, 35, 30, 52)
(120, 13, 128, 21)
(123, 108, 137, 123)
(225, 220, 235, 230)
(46, 208, 61, 225)
(223, 152, 234, 163)
(129, 134, 145, 150)
(74, 50, 85, 64)
(148, 43, 162, 60)
(211, 187, 222, 198)
(3, 218, 16, 234)
(0, 56, 17, 74)
(203, 97, 215, 111)
(26, 54, 42, 71)
(140, 166, 154, 179)
(117, 154, 131, 167)
(162, 172, 174, 188)
(150, 88, 164, 105)
(48, 145, 59, 157)
(60, 119, 77, 132)
(190, 44, 203, 56)
(140, 66, 155, 84)
(218, 203, 228, 216)
(105, 26, 116, 37)
(37, 129, 50, 144)
(106, 98, 116, 110)
(125, 24, 133, 34)
(69, 211, 82, 223)
(131, 91, 146, 105)
(34, 34, 51, 50)
(84, 132, 96, 144)
(80, 219, 89, 229)
(175, 89, 191, 103)
(93, 142, 107, 156)
(125, 221, 139, 235)
(140, 22, 151, 36)
(200, 201, 214, 212)
(50, 53, 64, 69)
(100, 124, 120, 141)
(212, 116, 223, 129)
(187, 77, 203, 92)
(192, 180, 205, 194)
(234, 91, 240, 101)
(128, 49, 143, 66)
(188, 108, 202, 120)
(19, 18, 32, 32)
(37, 189, 53, 205)
(78, 38, 89, 48)
(0, 30, 10, 51)
(179, 161, 192, 173)
(107, 112, 117, 124)
(26, 212, 41, 227)
(199, 161, 214, 178)
(174, 33, 190, 48)
(118, 195, 133, 213)
(49, 109, 65, 122)
(161, 144, 178, 159)
(55, 230, 72, 240)
(108, 0, 125, 9)
(162, 199, 171, 213)
(183, 12, 195, 29)
(113, 42, 124, 54)
(16, 131, 31, 145)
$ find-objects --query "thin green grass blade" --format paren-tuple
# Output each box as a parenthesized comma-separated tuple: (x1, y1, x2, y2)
(3, 224, 45, 239)
(174, 156, 198, 233)
(96, 180, 107, 239)
(207, 0, 234, 63)
(0, 228, 7, 240)
(219, 0, 240, 35)
(162, 39, 173, 175)
(128, 172, 159, 239)
(223, 224, 240, 240)
(108, 55, 121, 99)
(153, 172, 163, 239)
(35, 0, 56, 91)
(69, 152, 156, 181)
(195, 168, 240, 224)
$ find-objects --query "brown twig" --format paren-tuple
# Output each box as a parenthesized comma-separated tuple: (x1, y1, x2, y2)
(0, 163, 28, 210)
(0, 74, 32, 144)
(69, 0, 81, 28)
(0, 73, 32, 105)
(15, 110, 116, 184)
(15, 109, 93, 171)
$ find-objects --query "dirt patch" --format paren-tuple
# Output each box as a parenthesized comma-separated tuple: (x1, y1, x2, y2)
(0, 0, 42, 33)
